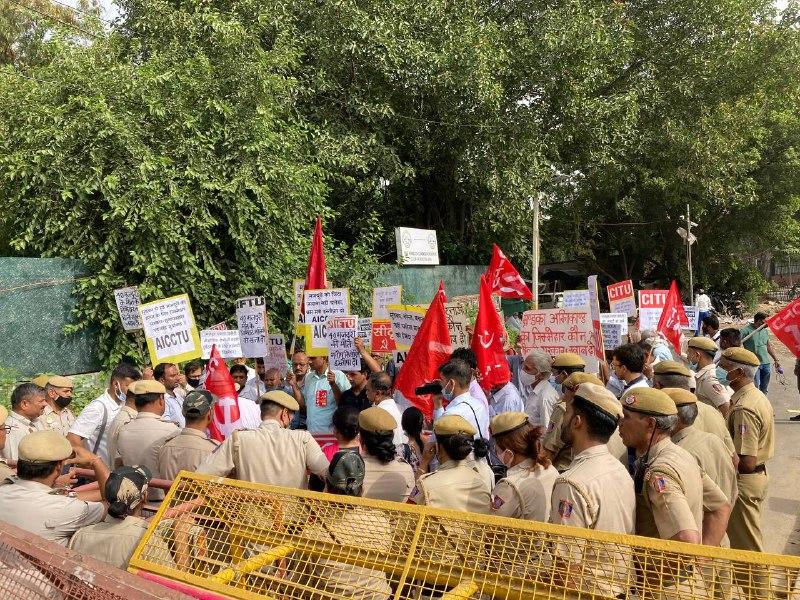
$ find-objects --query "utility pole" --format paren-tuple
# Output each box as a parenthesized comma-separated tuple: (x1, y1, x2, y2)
(531, 195, 540, 309)
(687, 203, 693, 302)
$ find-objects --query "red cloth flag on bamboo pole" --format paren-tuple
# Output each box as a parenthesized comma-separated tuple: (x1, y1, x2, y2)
(656, 280, 689, 354)
(767, 298, 800, 357)
(394, 286, 453, 420)
(472, 274, 511, 391)
(437, 280, 447, 302)
(301, 216, 328, 307)
(486, 243, 533, 300)
(204, 345, 241, 441)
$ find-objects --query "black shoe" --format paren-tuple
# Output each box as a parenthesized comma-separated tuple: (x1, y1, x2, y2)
(791, 414, 800, 421)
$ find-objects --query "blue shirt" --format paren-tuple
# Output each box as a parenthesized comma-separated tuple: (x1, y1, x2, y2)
(302, 369, 351, 433)
(488, 382, 524, 417)
(433, 391, 491, 440)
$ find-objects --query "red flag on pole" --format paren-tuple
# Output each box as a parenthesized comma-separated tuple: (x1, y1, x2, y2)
(437, 280, 447, 303)
(656, 280, 689, 354)
(394, 288, 453, 420)
(767, 298, 800, 357)
(472, 274, 511, 391)
(299, 216, 328, 316)
(204, 345, 241, 441)
(486, 243, 533, 300)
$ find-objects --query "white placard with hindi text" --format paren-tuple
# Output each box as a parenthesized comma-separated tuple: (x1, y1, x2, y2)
(563, 289, 590, 309)
(388, 305, 427, 350)
(264, 335, 287, 375)
(358, 317, 372, 348)
(372, 286, 403, 320)
(519, 307, 598, 371)
(114, 286, 143, 331)
(327, 316, 360, 371)
(236, 296, 268, 358)
(200, 329, 243, 359)
(304, 288, 350, 355)
(683, 305, 699, 331)
(600, 313, 628, 350)
(638, 290, 669, 331)
(139, 294, 202, 365)
(444, 302, 470, 348)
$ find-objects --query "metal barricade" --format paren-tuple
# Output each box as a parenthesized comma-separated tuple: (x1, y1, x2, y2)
(129, 471, 800, 600)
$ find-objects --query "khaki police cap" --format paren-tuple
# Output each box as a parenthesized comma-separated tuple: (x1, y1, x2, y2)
(18, 430, 73, 463)
(31, 374, 52, 388)
(489, 412, 529, 437)
(434, 415, 477, 437)
(621, 387, 677, 416)
(562, 372, 604, 390)
(574, 383, 623, 419)
(721, 347, 760, 367)
(653, 360, 691, 377)
(130, 380, 166, 395)
(260, 390, 299, 412)
(552, 352, 586, 369)
(687, 337, 718, 353)
(0, 405, 7, 426)
(47, 375, 74, 389)
(661, 387, 697, 407)
(183, 390, 216, 418)
(358, 406, 397, 434)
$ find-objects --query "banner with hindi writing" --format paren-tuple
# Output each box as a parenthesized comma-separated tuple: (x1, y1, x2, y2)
(638, 289, 668, 330)
(444, 302, 470, 349)
(371, 320, 397, 353)
(388, 304, 427, 350)
(608, 280, 636, 317)
(303, 288, 350, 356)
(519, 307, 598, 370)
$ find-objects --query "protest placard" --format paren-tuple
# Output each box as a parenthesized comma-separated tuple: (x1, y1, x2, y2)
(608, 280, 637, 317)
(392, 350, 409, 369)
(444, 302, 470, 348)
(235, 296, 267, 358)
(207, 322, 228, 331)
(326, 316, 360, 371)
(139, 294, 202, 365)
(358, 317, 372, 347)
(600, 313, 628, 350)
(388, 305, 427, 350)
(371, 320, 397, 353)
(264, 335, 287, 375)
(200, 329, 243, 359)
(518, 307, 598, 370)
(683, 306, 700, 331)
(303, 288, 350, 355)
(372, 286, 402, 320)
(638, 290, 669, 330)
(114, 286, 143, 331)
(587, 276, 605, 360)
(563, 289, 590, 308)
(293, 279, 305, 323)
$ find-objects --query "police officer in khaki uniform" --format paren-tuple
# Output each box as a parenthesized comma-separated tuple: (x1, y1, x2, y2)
(157, 390, 219, 480)
(3, 382, 46, 463)
(69, 465, 152, 569)
(549, 382, 635, 598)
(489, 412, 555, 521)
(618, 387, 730, 546)
(719, 347, 775, 553)
(359, 407, 415, 502)
(408, 415, 491, 513)
(688, 337, 731, 416)
(41, 375, 77, 437)
(542, 372, 605, 472)
(197, 390, 329, 488)
(106, 382, 139, 468)
(550, 352, 586, 384)
(652, 360, 735, 455)
(0, 431, 108, 546)
(0, 406, 14, 483)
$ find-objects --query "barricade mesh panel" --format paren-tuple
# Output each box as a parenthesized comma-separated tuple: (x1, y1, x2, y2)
(0, 520, 190, 599)
(130, 471, 800, 600)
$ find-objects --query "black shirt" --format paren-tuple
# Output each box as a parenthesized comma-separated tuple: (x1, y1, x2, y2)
(339, 387, 370, 412)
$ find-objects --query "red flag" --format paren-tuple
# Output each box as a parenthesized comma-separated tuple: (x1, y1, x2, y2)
(204, 345, 241, 441)
(656, 280, 689, 354)
(767, 298, 800, 357)
(394, 289, 453, 420)
(486, 243, 533, 300)
(437, 280, 447, 303)
(472, 274, 511, 391)
(299, 216, 328, 318)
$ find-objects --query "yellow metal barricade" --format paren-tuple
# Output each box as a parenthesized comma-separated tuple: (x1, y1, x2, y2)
(128, 471, 800, 600)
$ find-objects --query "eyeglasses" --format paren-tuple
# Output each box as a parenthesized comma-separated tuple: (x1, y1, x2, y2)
(0, 425, 11, 434)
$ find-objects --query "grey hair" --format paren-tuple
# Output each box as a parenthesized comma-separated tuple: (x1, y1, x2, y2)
(653, 373, 691, 390)
(654, 414, 678, 432)
(676, 404, 698, 426)
(524, 350, 552, 374)
(739, 364, 758, 379)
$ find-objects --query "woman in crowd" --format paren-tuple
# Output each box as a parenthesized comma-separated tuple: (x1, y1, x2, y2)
(400, 406, 427, 472)
(359, 407, 415, 502)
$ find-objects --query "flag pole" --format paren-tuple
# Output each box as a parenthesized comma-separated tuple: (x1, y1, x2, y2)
(531, 195, 540, 309)
(741, 323, 767, 343)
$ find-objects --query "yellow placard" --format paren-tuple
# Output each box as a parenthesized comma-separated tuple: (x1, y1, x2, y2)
(138, 293, 202, 366)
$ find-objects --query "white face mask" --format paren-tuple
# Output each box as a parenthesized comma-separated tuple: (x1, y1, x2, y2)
(519, 370, 537, 388)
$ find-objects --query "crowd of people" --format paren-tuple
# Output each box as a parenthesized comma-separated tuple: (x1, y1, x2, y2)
(0, 311, 778, 596)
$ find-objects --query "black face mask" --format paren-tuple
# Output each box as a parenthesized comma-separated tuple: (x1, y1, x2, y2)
(55, 395, 72, 408)
(187, 377, 201, 388)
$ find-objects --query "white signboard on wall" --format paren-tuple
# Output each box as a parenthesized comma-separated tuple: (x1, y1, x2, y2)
(395, 227, 439, 265)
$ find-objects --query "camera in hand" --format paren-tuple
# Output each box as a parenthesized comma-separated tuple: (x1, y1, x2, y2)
(415, 382, 443, 395)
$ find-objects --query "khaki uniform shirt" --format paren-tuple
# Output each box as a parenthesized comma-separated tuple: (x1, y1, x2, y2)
(41, 404, 76, 437)
(728, 383, 775, 464)
(672, 426, 738, 504)
(117, 412, 179, 500)
(635, 437, 727, 540)
(196, 420, 329, 489)
(0, 479, 105, 546)
(542, 402, 573, 472)
(106, 405, 137, 467)
(362, 454, 415, 502)
(550, 444, 635, 598)
(491, 458, 549, 521)
(694, 364, 732, 409)
(3, 412, 45, 462)
(157, 428, 219, 481)
(695, 401, 736, 455)
(408, 459, 492, 513)
(68, 515, 149, 569)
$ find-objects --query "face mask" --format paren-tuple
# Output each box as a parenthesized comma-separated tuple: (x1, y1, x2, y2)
(55, 395, 72, 408)
(725, 368, 743, 385)
(187, 377, 201, 388)
(519, 370, 537, 388)
(500, 449, 514, 468)
(441, 381, 456, 402)
(689, 362, 699, 372)
(115, 383, 126, 404)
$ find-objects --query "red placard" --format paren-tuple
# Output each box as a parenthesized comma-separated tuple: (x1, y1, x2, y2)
(370, 319, 397, 353)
